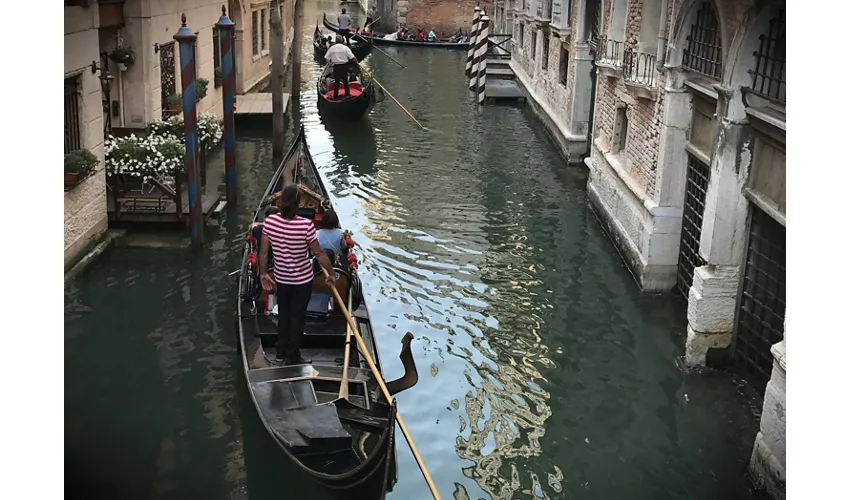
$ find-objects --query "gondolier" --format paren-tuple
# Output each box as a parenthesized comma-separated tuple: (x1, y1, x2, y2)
(337, 7, 352, 42)
(325, 35, 358, 100)
(365, 5, 376, 30)
(259, 184, 336, 365)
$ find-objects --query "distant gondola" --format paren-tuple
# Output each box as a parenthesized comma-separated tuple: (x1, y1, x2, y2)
(316, 69, 376, 121)
(323, 13, 469, 49)
(236, 125, 420, 499)
(313, 25, 372, 63)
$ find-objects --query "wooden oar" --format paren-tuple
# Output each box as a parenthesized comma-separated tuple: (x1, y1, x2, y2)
(359, 66, 425, 130)
(365, 16, 381, 31)
(338, 289, 354, 400)
(321, 267, 440, 500)
(352, 32, 406, 69)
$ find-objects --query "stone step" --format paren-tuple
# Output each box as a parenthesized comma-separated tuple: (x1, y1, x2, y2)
(486, 67, 515, 79)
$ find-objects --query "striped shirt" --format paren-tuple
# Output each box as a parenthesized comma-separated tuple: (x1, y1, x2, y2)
(262, 214, 317, 285)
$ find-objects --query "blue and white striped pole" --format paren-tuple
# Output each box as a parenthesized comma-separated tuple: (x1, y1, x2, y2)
(216, 6, 237, 203)
(174, 14, 203, 247)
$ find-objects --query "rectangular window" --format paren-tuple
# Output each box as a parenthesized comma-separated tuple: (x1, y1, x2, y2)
(213, 27, 221, 72)
(519, 23, 524, 48)
(542, 36, 549, 70)
(261, 9, 267, 51)
(64, 76, 82, 154)
(531, 30, 537, 60)
(559, 47, 569, 85)
(252, 10, 259, 56)
(612, 106, 629, 153)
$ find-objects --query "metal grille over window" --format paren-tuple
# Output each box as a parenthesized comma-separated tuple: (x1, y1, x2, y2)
(159, 42, 176, 120)
(676, 155, 711, 300)
(585, 0, 602, 45)
(64, 76, 82, 154)
(747, 10, 785, 105)
(213, 27, 221, 72)
(683, 2, 722, 79)
(735, 207, 785, 392)
(542, 36, 549, 70)
(261, 9, 267, 51)
(595, 36, 622, 65)
(252, 10, 259, 55)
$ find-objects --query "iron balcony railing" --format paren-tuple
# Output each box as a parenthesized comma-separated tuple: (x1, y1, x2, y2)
(623, 48, 656, 86)
(594, 37, 622, 66)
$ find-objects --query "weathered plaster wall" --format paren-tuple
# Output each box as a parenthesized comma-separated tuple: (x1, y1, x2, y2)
(64, 5, 108, 269)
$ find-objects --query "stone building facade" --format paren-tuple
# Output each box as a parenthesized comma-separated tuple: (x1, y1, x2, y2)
(595, 0, 786, 496)
(491, 1, 786, 498)
(65, 2, 108, 269)
(494, 0, 596, 163)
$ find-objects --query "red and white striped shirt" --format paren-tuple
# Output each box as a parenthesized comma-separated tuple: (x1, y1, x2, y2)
(263, 214, 317, 285)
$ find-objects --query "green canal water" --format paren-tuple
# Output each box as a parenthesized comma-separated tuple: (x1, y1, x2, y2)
(65, 2, 764, 499)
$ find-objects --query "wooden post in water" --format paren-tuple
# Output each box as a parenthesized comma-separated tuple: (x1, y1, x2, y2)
(173, 14, 204, 248)
(216, 6, 237, 203)
(476, 16, 490, 105)
(291, 0, 304, 106)
(465, 6, 482, 78)
(270, 0, 286, 155)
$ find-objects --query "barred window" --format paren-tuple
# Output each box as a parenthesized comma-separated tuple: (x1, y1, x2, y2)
(64, 76, 82, 154)
(261, 9, 267, 51)
(748, 10, 785, 104)
(213, 27, 221, 73)
(559, 47, 569, 85)
(682, 1, 722, 79)
(252, 10, 259, 56)
(542, 36, 550, 70)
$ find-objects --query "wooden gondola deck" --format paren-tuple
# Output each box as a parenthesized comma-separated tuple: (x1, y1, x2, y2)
(107, 188, 222, 223)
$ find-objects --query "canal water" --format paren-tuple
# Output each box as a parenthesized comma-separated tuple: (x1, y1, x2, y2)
(65, 2, 764, 499)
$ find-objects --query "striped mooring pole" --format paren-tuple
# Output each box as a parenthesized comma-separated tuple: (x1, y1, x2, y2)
(475, 16, 490, 104)
(174, 15, 204, 248)
(216, 6, 237, 204)
(471, 15, 489, 96)
(465, 6, 482, 77)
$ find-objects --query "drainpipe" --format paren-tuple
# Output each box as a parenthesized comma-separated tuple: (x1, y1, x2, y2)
(656, 0, 669, 72)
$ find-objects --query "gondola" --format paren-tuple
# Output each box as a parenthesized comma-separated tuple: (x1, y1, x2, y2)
(316, 69, 376, 120)
(323, 13, 469, 49)
(313, 25, 372, 63)
(236, 125, 419, 499)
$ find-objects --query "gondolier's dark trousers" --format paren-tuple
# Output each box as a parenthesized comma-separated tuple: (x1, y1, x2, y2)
(275, 282, 313, 360)
(333, 63, 350, 99)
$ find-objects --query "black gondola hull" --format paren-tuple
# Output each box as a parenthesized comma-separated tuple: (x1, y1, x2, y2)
(236, 126, 401, 499)
(317, 79, 375, 120)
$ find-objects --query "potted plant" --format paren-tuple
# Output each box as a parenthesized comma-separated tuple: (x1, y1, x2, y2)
(65, 149, 99, 188)
(108, 46, 135, 71)
(195, 78, 209, 102)
(214, 67, 223, 88)
(165, 93, 182, 116)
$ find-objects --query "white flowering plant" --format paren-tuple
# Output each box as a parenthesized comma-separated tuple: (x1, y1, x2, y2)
(144, 114, 223, 148)
(105, 133, 184, 180)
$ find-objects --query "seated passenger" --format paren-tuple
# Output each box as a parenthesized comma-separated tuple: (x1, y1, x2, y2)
(251, 205, 281, 267)
(449, 28, 463, 42)
(417, 29, 426, 41)
(316, 209, 344, 259)
(427, 28, 438, 42)
(396, 27, 405, 39)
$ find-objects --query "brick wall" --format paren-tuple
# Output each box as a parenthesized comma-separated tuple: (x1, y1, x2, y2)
(400, 0, 491, 36)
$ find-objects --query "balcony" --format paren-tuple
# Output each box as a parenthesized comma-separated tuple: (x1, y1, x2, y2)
(623, 48, 658, 100)
(594, 37, 623, 78)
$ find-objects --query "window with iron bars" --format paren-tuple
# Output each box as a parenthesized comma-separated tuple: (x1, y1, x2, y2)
(261, 8, 267, 51)
(64, 76, 82, 155)
(676, 155, 711, 301)
(252, 10, 259, 56)
(746, 9, 785, 105)
(531, 30, 537, 60)
(542, 36, 549, 70)
(559, 47, 569, 85)
(213, 27, 221, 74)
(682, 2, 722, 79)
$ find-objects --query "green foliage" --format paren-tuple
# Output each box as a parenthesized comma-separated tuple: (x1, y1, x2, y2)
(108, 46, 136, 65)
(64, 149, 99, 174)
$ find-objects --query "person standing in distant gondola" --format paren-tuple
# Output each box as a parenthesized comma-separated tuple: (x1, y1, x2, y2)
(337, 7, 352, 43)
(365, 5, 377, 32)
(325, 36, 358, 100)
(259, 184, 336, 365)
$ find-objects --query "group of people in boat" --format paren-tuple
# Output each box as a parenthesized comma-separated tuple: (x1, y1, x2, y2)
(318, 35, 361, 100)
(394, 25, 442, 42)
(251, 184, 355, 365)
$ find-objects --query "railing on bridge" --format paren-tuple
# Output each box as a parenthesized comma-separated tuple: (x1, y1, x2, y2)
(489, 34, 514, 57)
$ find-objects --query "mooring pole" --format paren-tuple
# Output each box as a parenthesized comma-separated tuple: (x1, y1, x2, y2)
(291, 0, 304, 107)
(270, 0, 287, 155)
(174, 14, 204, 248)
(465, 6, 482, 77)
(476, 16, 490, 105)
(216, 6, 237, 203)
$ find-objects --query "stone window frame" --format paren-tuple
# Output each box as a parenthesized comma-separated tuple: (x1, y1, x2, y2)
(542, 34, 550, 71)
(611, 104, 629, 154)
(260, 8, 267, 53)
(252, 10, 259, 57)
(531, 28, 537, 60)
(64, 72, 85, 155)
(559, 46, 569, 86)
